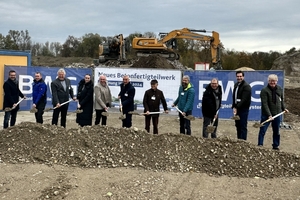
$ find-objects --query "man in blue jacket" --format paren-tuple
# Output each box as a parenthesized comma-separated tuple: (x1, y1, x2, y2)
(32, 72, 47, 124)
(3, 70, 25, 129)
(172, 75, 195, 135)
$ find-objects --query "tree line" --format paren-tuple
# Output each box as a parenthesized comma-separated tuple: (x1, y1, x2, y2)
(0, 30, 298, 70)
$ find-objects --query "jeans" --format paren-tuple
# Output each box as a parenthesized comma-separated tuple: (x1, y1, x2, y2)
(179, 110, 192, 135)
(122, 111, 132, 128)
(258, 114, 281, 148)
(235, 108, 249, 140)
(95, 109, 107, 125)
(3, 109, 18, 129)
(202, 116, 218, 138)
(35, 102, 46, 124)
(145, 115, 159, 134)
(51, 104, 68, 128)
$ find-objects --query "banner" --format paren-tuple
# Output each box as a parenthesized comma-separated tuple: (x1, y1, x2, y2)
(184, 70, 284, 120)
(94, 67, 182, 110)
(4, 66, 92, 111)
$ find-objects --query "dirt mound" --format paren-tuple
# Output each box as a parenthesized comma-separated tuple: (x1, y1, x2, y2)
(284, 88, 300, 122)
(131, 55, 176, 69)
(0, 122, 299, 179)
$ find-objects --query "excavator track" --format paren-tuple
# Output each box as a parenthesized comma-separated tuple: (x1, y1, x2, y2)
(136, 51, 179, 61)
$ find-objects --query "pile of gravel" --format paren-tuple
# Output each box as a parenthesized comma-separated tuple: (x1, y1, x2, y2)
(0, 122, 299, 178)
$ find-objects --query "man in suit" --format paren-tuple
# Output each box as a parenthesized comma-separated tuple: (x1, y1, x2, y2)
(3, 70, 26, 129)
(51, 68, 76, 128)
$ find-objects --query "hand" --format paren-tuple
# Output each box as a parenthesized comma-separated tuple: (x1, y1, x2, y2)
(23, 96, 27, 99)
(73, 97, 76, 101)
(182, 112, 186, 116)
(12, 103, 17, 108)
(56, 103, 61, 107)
(145, 111, 150, 115)
(233, 108, 237, 115)
(165, 110, 169, 114)
(268, 115, 274, 121)
(33, 104, 36, 108)
(77, 104, 81, 109)
(285, 109, 289, 113)
(171, 104, 175, 107)
(105, 107, 108, 111)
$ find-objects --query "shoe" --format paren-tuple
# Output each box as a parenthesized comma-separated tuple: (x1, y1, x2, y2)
(258, 145, 263, 147)
(272, 147, 280, 150)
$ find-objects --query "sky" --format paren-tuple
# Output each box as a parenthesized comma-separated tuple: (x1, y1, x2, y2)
(0, 0, 299, 53)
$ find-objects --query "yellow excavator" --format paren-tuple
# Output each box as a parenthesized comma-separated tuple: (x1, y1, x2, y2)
(132, 28, 222, 69)
(98, 34, 126, 63)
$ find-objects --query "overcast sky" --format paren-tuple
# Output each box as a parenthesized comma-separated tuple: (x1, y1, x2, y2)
(1, 0, 299, 53)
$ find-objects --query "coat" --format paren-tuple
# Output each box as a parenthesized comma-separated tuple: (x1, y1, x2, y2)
(118, 82, 135, 113)
(51, 78, 74, 107)
(232, 80, 251, 110)
(3, 78, 24, 110)
(32, 78, 47, 105)
(143, 88, 168, 113)
(94, 82, 112, 110)
(76, 79, 94, 126)
(260, 84, 285, 116)
(202, 84, 222, 118)
(173, 83, 195, 113)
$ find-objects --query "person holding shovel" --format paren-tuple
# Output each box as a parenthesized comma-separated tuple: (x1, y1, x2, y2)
(3, 70, 26, 129)
(257, 74, 289, 150)
(94, 75, 112, 126)
(32, 72, 47, 124)
(118, 75, 135, 128)
(51, 68, 75, 128)
(202, 78, 222, 138)
(76, 74, 94, 127)
(172, 75, 195, 135)
(143, 79, 169, 134)
(232, 71, 251, 140)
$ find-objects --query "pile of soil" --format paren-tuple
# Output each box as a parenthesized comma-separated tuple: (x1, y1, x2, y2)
(131, 55, 176, 69)
(0, 122, 299, 180)
(284, 88, 300, 122)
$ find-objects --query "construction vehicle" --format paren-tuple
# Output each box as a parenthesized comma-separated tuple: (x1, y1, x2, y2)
(98, 34, 126, 63)
(131, 28, 222, 69)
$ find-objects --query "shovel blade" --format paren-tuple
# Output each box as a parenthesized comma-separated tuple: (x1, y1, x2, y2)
(44, 108, 53, 112)
(185, 115, 195, 121)
(231, 115, 240, 120)
(128, 111, 139, 115)
(30, 107, 38, 113)
(101, 112, 109, 116)
(119, 114, 126, 120)
(253, 123, 263, 128)
(4, 107, 13, 112)
(74, 109, 83, 114)
(206, 125, 216, 133)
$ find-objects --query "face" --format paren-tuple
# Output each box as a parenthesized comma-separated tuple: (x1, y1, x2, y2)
(151, 83, 158, 90)
(182, 77, 189, 87)
(9, 72, 16, 81)
(99, 76, 106, 85)
(58, 71, 65, 80)
(35, 73, 42, 81)
(123, 76, 129, 85)
(236, 72, 244, 83)
(211, 80, 218, 89)
(268, 79, 277, 88)
(85, 75, 91, 83)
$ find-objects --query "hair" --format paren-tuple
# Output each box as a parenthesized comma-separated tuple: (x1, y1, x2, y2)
(211, 78, 218, 82)
(35, 72, 42, 75)
(268, 74, 278, 81)
(182, 75, 190, 81)
(236, 70, 244, 76)
(9, 70, 16, 75)
(57, 68, 66, 75)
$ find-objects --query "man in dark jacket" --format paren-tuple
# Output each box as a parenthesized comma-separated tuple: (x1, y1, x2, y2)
(76, 74, 94, 127)
(3, 70, 25, 129)
(202, 78, 222, 138)
(51, 68, 75, 128)
(32, 72, 47, 124)
(232, 71, 252, 140)
(118, 75, 135, 128)
(172, 75, 195, 135)
(258, 74, 289, 150)
(143, 79, 169, 134)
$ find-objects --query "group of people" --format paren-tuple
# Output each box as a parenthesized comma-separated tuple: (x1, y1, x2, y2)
(201, 70, 288, 150)
(3, 69, 288, 150)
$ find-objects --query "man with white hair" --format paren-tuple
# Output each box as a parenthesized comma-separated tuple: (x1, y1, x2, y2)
(51, 68, 76, 128)
(258, 74, 289, 150)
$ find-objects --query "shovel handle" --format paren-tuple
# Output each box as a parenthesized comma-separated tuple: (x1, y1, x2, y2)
(261, 111, 286, 125)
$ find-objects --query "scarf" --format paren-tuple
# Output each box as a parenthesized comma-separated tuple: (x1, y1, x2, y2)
(268, 84, 277, 104)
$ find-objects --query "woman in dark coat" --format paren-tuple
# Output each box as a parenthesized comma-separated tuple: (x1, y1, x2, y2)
(76, 74, 94, 126)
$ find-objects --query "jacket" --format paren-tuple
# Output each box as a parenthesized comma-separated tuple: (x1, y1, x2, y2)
(260, 85, 285, 116)
(202, 84, 222, 118)
(94, 82, 112, 110)
(32, 78, 47, 105)
(51, 78, 74, 106)
(173, 83, 195, 113)
(143, 88, 168, 113)
(3, 78, 24, 110)
(232, 80, 251, 110)
(118, 82, 135, 112)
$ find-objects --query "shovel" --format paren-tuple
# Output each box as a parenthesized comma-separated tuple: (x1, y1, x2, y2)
(118, 99, 126, 120)
(174, 106, 195, 121)
(30, 106, 38, 113)
(44, 99, 73, 111)
(206, 110, 219, 133)
(253, 111, 286, 128)
(4, 98, 25, 112)
(129, 111, 163, 115)
(74, 102, 83, 114)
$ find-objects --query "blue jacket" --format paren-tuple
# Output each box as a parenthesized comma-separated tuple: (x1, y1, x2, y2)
(32, 79, 47, 105)
(174, 83, 195, 113)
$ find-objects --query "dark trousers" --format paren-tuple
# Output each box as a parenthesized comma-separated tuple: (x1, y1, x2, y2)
(179, 110, 192, 135)
(51, 104, 68, 128)
(202, 116, 218, 138)
(235, 108, 249, 140)
(258, 114, 281, 148)
(95, 109, 107, 125)
(145, 115, 159, 134)
(122, 112, 132, 128)
(35, 102, 46, 124)
(3, 109, 18, 129)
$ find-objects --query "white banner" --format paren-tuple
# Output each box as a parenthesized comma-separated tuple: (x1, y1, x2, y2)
(94, 68, 182, 110)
